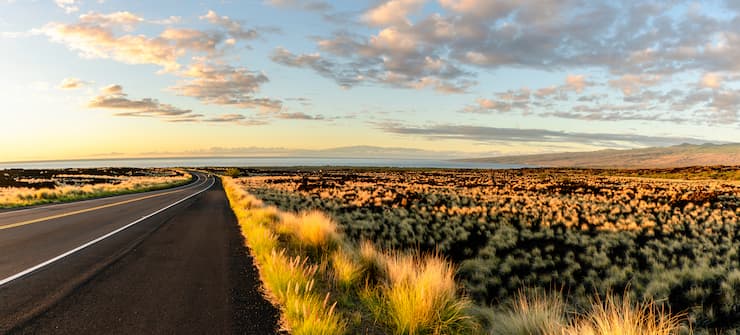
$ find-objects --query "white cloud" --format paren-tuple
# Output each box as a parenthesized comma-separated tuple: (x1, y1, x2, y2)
(55, 0, 80, 13)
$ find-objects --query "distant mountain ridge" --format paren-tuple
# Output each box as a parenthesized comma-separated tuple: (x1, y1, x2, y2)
(460, 143, 740, 168)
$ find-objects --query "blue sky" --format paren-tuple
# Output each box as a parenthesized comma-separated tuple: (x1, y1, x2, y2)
(0, 0, 738, 161)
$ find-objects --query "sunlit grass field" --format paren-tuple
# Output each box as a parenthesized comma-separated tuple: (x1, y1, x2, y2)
(0, 168, 192, 208)
(222, 170, 702, 334)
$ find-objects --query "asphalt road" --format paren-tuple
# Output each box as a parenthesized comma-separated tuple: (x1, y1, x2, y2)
(0, 172, 280, 334)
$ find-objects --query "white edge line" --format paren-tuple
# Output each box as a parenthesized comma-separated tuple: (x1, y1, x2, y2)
(0, 175, 216, 287)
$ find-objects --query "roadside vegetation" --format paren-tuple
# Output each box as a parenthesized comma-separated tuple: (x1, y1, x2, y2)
(222, 170, 696, 335)
(0, 168, 192, 208)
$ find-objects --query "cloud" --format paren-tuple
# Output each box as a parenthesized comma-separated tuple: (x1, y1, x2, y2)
(43, 10, 284, 118)
(203, 113, 246, 122)
(171, 60, 282, 112)
(100, 84, 122, 95)
(87, 85, 278, 126)
(42, 10, 270, 73)
(42, 19, 183, 72)
(377, 122, 709, 148)
(266, 0, 332, 12)
(269, 0, 740, 107)
(699, 73, 722, 89)
(160, 28, 223, 53)
(271, 42, 475, 93)
(58, 77, 90, 89)
(199, 10, 258, 41)
(608, 74, 662, 95)
(464, 75, 595, 115)
(55, 0, 80, 13)
(438, 0, 519, 19)
(150, 16, 182, 25)
(462, 73, 740, 126)
(565, 74, 590, 93)
(275, 111, 325, 120)
(362, 0, 425, 27)
(78, 11, 143, 29)
(88, 85, 196, 118)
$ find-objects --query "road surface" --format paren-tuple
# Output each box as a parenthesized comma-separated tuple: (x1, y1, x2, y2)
(0, 172, 280, 334)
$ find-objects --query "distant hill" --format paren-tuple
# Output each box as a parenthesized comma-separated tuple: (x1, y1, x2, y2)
(460, 143, 740, 168)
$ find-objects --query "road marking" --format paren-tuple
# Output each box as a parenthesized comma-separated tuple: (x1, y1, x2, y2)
(0, 175, 204, 231)
(0, 175, 215, 287)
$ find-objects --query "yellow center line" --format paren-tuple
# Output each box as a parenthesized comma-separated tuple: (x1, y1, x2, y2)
(0, 181, 201, 231)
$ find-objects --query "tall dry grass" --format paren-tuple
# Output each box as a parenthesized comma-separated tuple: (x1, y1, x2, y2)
(488, 290, 686, 335)
(223, 177, 345, 335)
(0, 172, 192, 208)
(277, 211, 339, 253)
(489, 289, 567, 335)
(563, 294, 684, 335)
(363, 250, 477, 335)
(331, 249, 362, 290)
(222, 176, 689, 335)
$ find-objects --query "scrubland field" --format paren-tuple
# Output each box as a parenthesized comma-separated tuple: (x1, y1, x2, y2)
(0, 168, 191, 208)
(222, 166, 740, 334)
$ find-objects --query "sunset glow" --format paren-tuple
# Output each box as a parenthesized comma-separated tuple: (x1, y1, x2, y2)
(1, 1, 738, 161)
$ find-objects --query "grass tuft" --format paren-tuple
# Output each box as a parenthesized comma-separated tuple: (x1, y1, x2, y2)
(331, 249, 363, 290)
(365, 251, 477, 335)
(564, 293, 684, 335)
(278, 211, 340, 253)
(488, 289, 567, 335)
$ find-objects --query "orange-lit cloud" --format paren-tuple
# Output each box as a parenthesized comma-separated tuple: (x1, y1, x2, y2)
(58, 77, 90, 89)
(171, 60, 282, 112)
(699, 73, 722, 89)
(565, 75, 589, 93)
(88, 85, 195, 118)
(363, 0, 425, 27)
(608, 74, 662, 95)
(43, 21, 183, 72)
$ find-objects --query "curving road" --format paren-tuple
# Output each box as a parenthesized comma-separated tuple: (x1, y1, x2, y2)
(0, 172, 280, 334)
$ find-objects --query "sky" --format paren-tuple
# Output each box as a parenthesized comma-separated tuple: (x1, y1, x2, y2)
(0, 0, 738, 161)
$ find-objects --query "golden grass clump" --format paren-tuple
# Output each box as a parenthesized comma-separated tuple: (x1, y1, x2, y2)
(331, 249, 362, 290)
(278, 211, 340, 251)
(564, 294, 684, 335)
(488, 289, 566, 335)
(358, 240, 387, 284)
(487, 290, 686, 335)
(365, 252, 477, 335)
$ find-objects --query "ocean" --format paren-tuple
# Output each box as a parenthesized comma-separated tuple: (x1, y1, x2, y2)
(0, 157, 524, 170)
